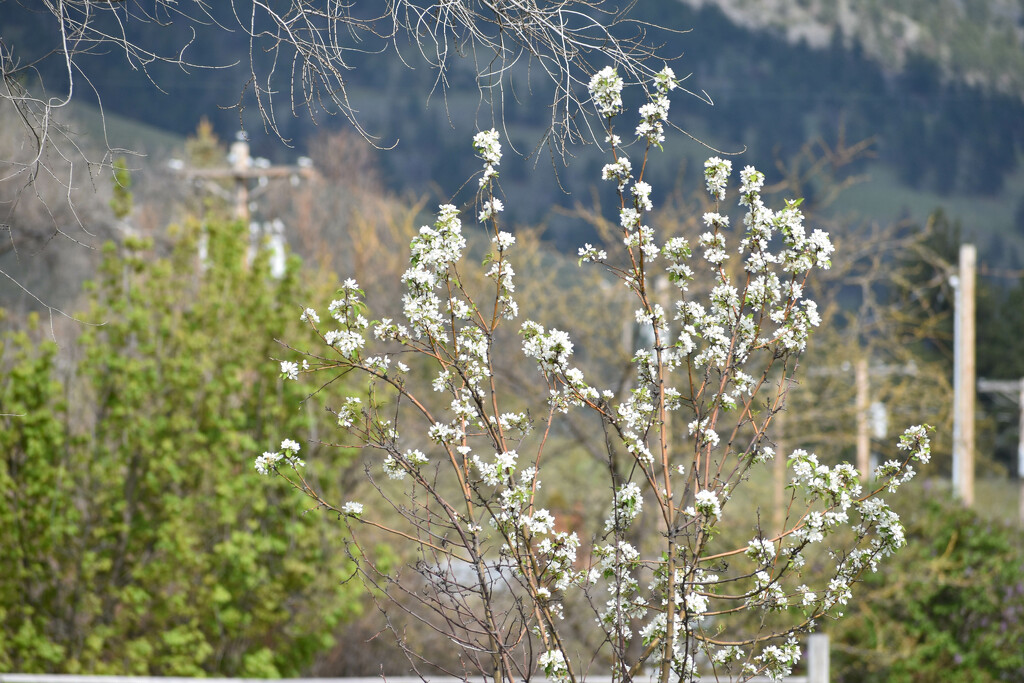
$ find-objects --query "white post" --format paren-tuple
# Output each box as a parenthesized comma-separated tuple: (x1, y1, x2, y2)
(230, 136, 251, 224)
(807, 633, 830, 683)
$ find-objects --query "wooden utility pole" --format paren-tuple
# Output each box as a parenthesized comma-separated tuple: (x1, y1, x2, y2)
(953, 244, 976, 506)
(655, 276, 673, 465)
(977, 377, 1024, 524)
(855, 357, 870, 479)
(1019, 378, 1023, 526)
(773, 409, 787, 535)
(809, 359, 913, 481)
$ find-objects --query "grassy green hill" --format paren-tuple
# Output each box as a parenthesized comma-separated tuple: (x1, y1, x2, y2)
(66, 101, 185, 158)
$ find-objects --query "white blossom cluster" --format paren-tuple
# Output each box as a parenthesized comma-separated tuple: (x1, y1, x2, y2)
(474, 128, 501, 186)
(538, 649, 570, 683)
(693, 489, 722, 519)
(341, 501, 363, 518)
(521, 321, 575, 373)
(403, 204, 466, 340)
(301, 278, 369, 359)
(635, 81, 671, 146)
(254, 438, 304, 475)
(578, 243, 608, 263)
(279, 358, 308, 380)
(588, 65, 623, 117)
(604, 482, 644, 532)
(756, 638, 802, 681)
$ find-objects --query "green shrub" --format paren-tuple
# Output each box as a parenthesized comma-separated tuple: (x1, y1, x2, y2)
(832, 482, 1024, 683)
(0, 220, 361, 675)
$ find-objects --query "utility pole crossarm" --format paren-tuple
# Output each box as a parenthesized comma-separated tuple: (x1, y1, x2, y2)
(180, 166, 317, 180)
(977, 378, 1024, 395)
(171, 136, 317, 224)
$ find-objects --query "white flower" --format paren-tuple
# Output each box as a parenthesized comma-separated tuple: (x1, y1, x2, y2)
(521, 321, 574, 372)
(636, 95, 670, 145)
(605, 482, 644, 532)
(324, 329, 366, 358)
(739, 165, 765, 195)
(601, 158, 632, 189)
(746, 537, 776, 564)
(578, 244, 608, 262)
(342, 501, 364, 518)
(694, 489, 722, 519)
(495, 450, 518, 473)
(524, 509, 556, 535)
(632, 181, 653, 211)
(704, 157, 732, 201)
(688, 417, 720, 447)
(620, 207, 640, 228)
(280, 360, 299, 380)
(405, 449, 429, 466)
(698, 230, 729, 265)
(685, 590, 709, 619)
(898, 424, 932, 463)
(474, 129, 501, 187)
(382, 456, 406, 480)
(257, 439, 304, 472)
(428, 422, 461, 444)
(539, 649, 570, 683)
(254, 451, 282, 475)
(478, 198, 505, 222)
(588, 66, 623, 116)
(654, 66, 677, 93)
(492, 230, 515, 250)
(756, 638, 801, 681)
(337, 396, 362, 429)
(473, 129, 502, 165)
(299, 307, 320, 323)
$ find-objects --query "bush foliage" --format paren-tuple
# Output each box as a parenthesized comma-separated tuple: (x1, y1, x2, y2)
(833, 485, 1024, 683)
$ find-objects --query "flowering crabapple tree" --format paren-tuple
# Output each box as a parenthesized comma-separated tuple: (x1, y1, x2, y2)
(258, 67, 932, 683)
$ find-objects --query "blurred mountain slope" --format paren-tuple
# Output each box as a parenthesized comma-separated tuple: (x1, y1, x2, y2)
(679, 0, 1024, 98)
